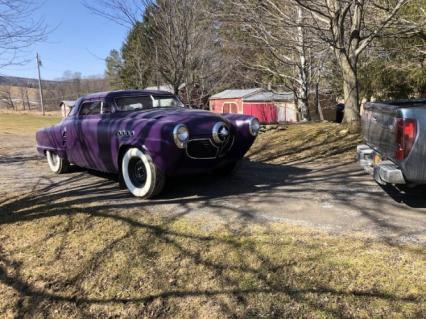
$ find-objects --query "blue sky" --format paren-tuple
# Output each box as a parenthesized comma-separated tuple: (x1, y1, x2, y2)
(1, 0, 130, 80)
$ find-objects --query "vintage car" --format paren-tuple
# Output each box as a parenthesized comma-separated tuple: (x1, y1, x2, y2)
(36, 90, 260, 198)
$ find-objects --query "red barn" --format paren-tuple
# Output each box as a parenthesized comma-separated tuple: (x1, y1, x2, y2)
(209, 88, 295, 124)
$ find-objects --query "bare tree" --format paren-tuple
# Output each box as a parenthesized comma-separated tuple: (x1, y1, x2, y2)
(20, 86, 32, 110)
(85, 0, 233, 105)
(83, 0, 144, 27)
(19, 86, 29, 110)
(137, 0, 210, 95)
(0, 0, 47, 67)
(228, 0, 328, 121)
(0, 86, 16, 110)
(292, 0, 421, 129)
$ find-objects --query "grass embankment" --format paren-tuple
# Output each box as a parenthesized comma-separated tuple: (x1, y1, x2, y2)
(0, 113, 424, 318)
(249, 122, 362, 164)
(0, 112, 61, 136)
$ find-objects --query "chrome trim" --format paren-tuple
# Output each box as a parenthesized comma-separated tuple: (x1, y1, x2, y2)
(218, 136, 235, 158)
(212, 122, 230, 144)
(117, 130, 135, 137)
(248, 117, 260, 136)
(173, 124, 189, 149)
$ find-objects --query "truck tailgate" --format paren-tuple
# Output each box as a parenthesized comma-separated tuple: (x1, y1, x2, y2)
(362, 105, 396, 159)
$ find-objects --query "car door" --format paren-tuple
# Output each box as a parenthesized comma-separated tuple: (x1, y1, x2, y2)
(66, 100, 114, 172)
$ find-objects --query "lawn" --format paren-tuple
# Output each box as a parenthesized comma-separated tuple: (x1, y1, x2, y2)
(0, 112, 425, 318)
(0, 112, 61, 136)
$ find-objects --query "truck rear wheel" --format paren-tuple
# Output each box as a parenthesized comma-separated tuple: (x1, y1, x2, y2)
(121, 147, 165, 198)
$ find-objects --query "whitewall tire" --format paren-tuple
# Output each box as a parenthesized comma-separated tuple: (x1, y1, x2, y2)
(121, 147, 165, 198)
(46, 150, 69, 174)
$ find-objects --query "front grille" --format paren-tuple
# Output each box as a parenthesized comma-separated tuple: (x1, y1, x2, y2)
(186, 136, 235, 159)
(186, 139, 218, 159)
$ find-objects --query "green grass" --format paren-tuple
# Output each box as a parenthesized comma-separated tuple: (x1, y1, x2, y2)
(0, 112, 61, 135)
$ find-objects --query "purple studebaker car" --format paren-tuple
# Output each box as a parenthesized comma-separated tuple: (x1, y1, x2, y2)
(36, 90, 260, 198)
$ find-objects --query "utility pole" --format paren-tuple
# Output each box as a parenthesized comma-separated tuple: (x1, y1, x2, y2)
(36, 53, 45, 116)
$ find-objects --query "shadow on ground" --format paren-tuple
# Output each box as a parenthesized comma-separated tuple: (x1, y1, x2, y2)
(381, 184, 426, 208)
(1, 159, 425, 237)
(0, 159, 425, 317)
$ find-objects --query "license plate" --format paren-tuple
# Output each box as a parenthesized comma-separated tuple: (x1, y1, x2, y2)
(373, 154, 382, 165)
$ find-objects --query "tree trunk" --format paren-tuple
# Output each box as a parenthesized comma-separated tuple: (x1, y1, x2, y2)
(174, 85, 180, 96)
(297, 86, 310, 121)
(340, 56, 360, 132)
(315, 82, 324, 121)
(296, 5, 310, 122)
(26, 90, 31, 110)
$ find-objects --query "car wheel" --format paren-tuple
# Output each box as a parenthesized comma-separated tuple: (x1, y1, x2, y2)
(46, 150, 70, 174)
(121, 147, 165, 198)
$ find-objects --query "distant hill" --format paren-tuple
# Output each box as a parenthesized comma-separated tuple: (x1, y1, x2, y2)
(0, 75, 110, 111)
(0, 75, 58, 88)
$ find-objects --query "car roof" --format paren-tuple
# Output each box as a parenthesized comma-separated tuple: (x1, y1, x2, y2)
(82, 89, 174, 100)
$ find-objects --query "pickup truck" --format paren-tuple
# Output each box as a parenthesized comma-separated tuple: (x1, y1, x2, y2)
(357, 99, 426, 186)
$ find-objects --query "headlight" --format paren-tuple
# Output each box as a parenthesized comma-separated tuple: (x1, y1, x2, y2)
(173, 124, 189, 148)
(212, 122, 230, 144)
(248, 117, 260, 136)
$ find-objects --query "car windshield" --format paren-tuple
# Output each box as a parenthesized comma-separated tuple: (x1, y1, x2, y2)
(114, 95, 185, 112)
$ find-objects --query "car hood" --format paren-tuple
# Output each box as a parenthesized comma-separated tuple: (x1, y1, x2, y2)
(122, 108, 229, 137)
(132, 107, 222, 121)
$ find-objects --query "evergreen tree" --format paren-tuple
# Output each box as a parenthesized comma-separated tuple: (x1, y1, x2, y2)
(105, 49, 123, 89)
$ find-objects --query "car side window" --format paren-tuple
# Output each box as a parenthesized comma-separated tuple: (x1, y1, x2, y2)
(79, 101, 102, 116)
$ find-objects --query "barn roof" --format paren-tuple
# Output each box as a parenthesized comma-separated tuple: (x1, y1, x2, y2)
(210, 88, 264, 100)
(243, 91, 294, 102)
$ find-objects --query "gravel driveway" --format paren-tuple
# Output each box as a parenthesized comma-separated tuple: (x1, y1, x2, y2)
(1, 133, 425, 244)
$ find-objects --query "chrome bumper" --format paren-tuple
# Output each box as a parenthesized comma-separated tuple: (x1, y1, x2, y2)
(357, 144, 406, 185)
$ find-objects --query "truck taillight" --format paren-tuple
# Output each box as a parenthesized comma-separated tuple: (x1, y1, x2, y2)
(395, 118, 417, 161)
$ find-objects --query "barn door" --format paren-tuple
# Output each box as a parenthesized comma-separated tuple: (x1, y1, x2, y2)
(277, 106, 286, 122)
(222, 102, 238, 114)
(222, 103, 230, 113)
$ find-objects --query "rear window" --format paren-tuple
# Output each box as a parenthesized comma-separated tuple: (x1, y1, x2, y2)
(115, 96, 153, 112)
